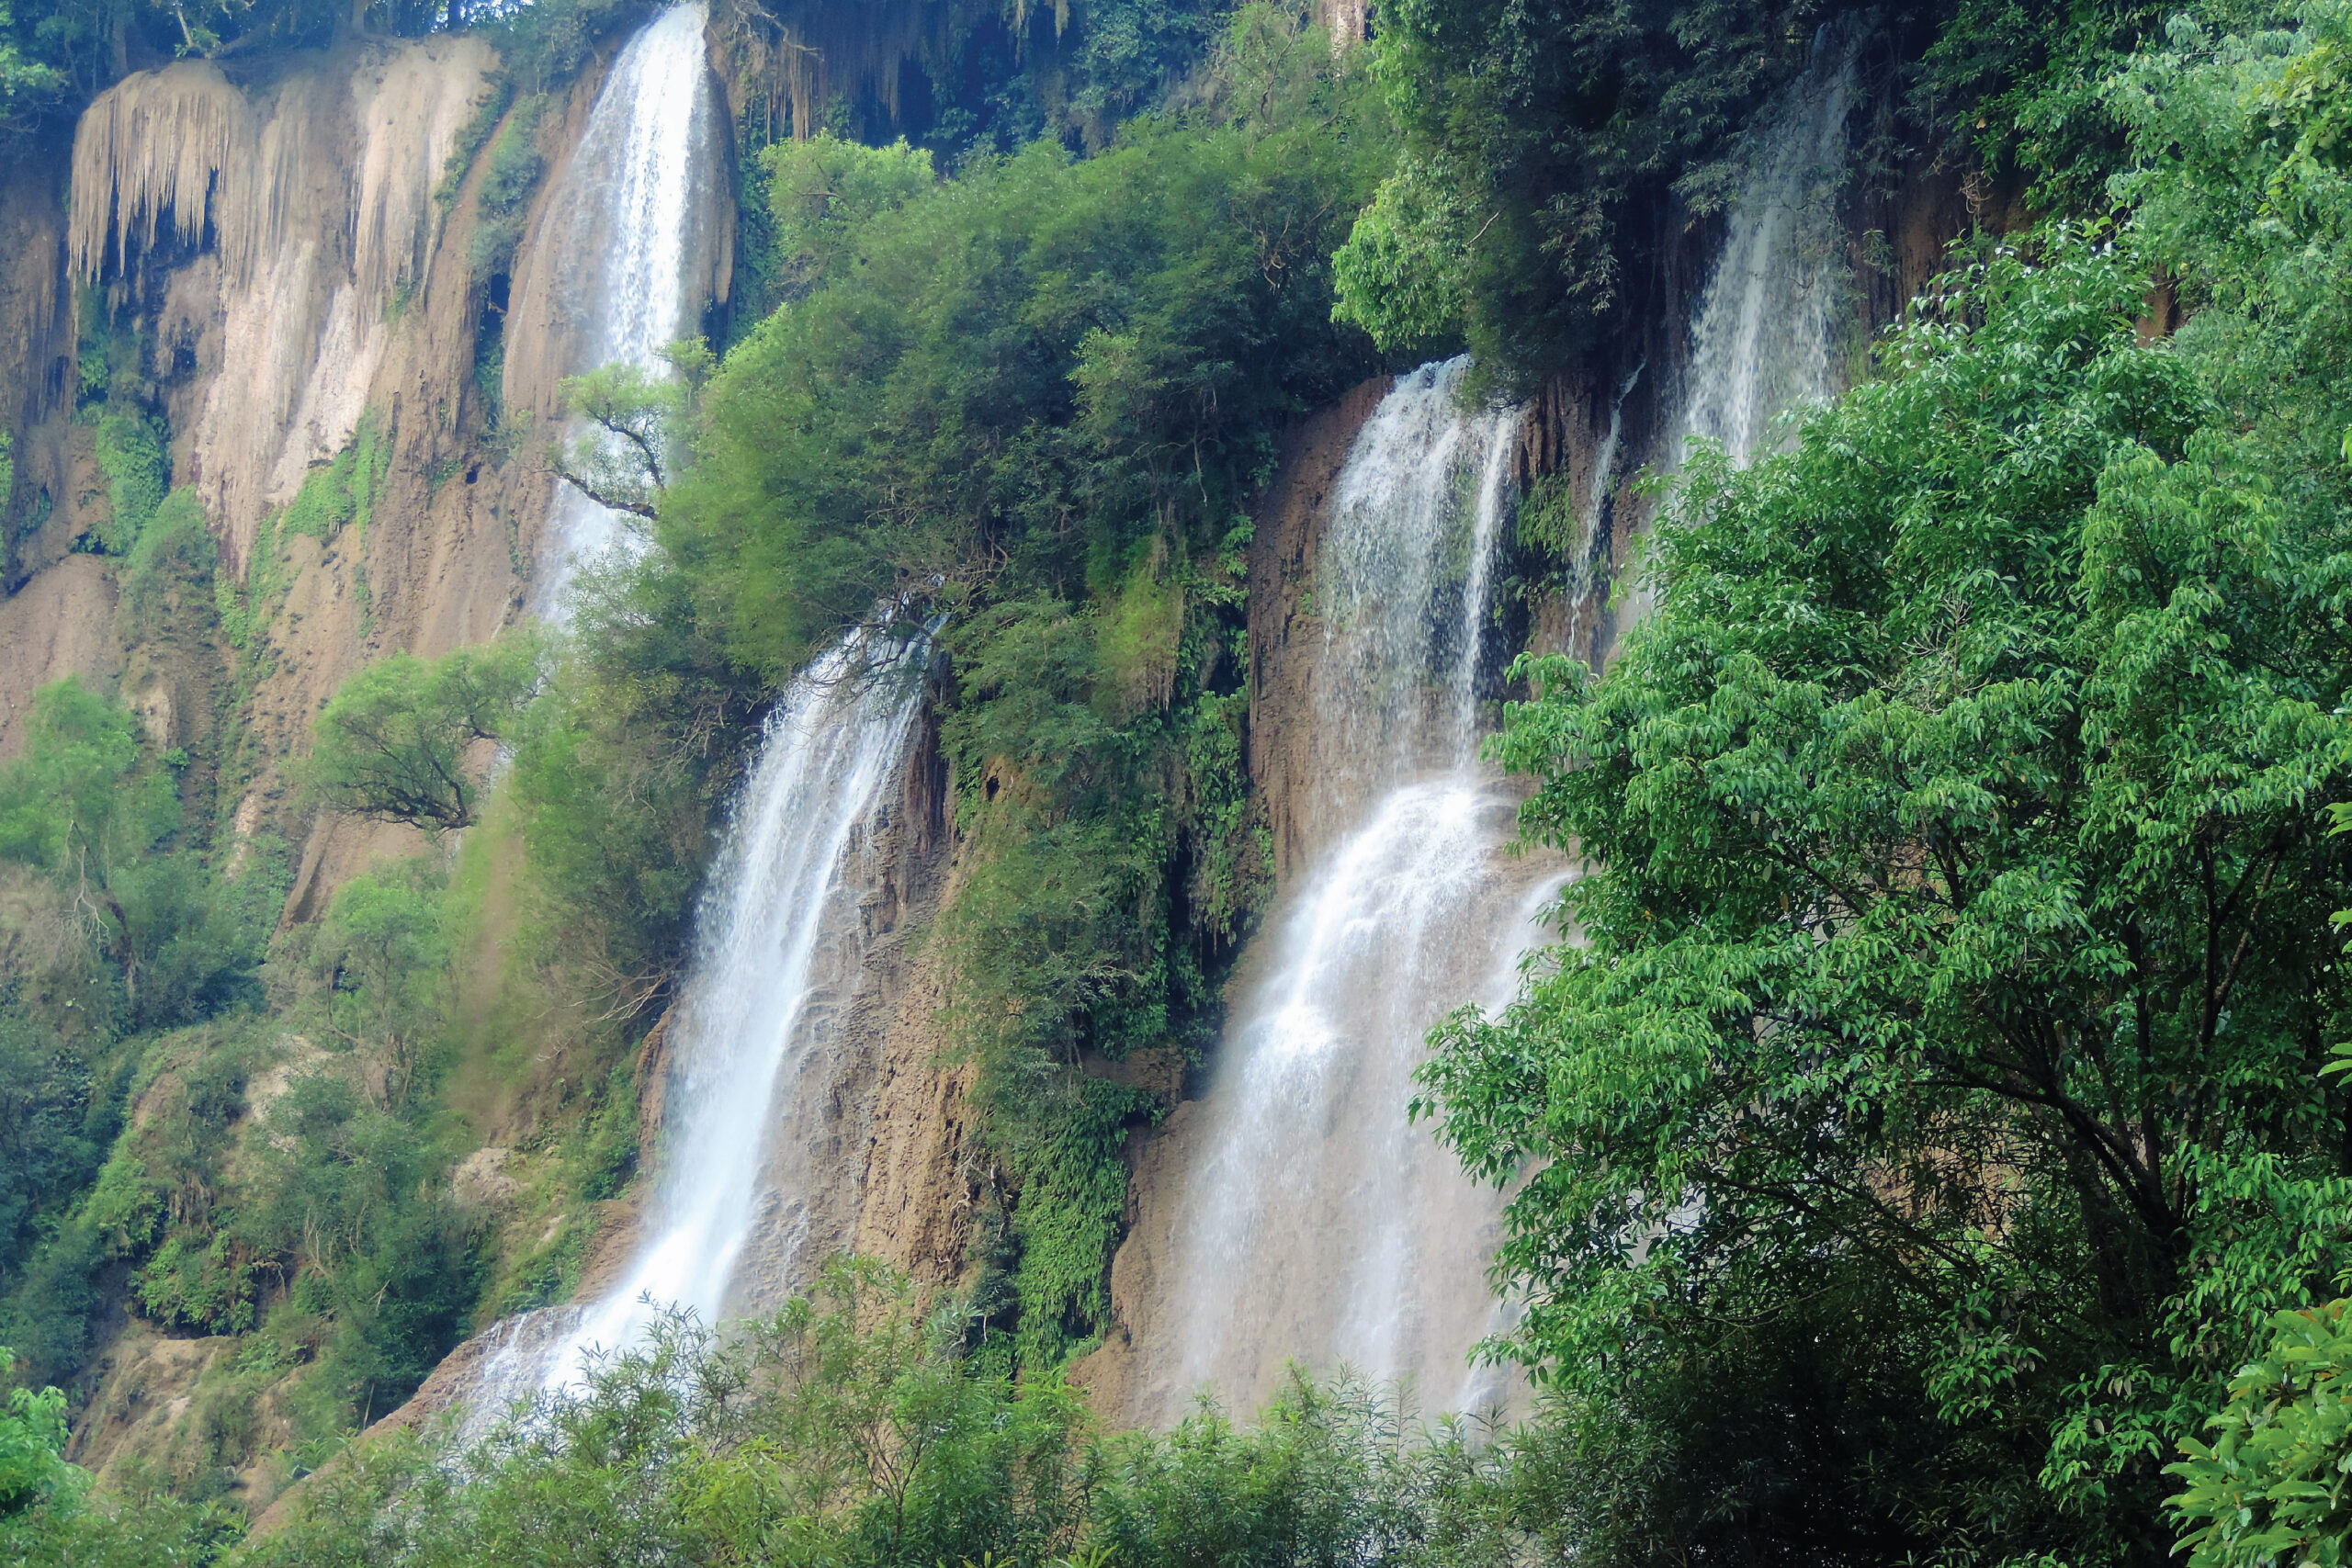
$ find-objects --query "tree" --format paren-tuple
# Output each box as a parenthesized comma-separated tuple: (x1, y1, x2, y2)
(305, 634, 540, 834)
(0, 1348, 77, 1528)
(0, 678, 199, 1015)
(1419, 231, 2352, 1561)
(0, 678, 166, 885)
(549, 343, 713, 523)
(308, 865, 449, 1107)
(761, 133, 936, 303)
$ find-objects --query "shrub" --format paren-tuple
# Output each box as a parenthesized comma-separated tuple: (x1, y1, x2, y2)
(305, 634, 542, 834)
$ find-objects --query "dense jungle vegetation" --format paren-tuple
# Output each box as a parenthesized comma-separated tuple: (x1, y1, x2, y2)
(7, 0, 2352, 1562)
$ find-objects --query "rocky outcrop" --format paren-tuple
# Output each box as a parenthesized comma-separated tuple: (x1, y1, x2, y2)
(725, 696, 963, 1316)
(74, 41, 492, 571)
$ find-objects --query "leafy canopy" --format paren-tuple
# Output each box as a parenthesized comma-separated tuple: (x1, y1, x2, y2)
(304, 634, 541, 834)
(2170, 1300, 2352, 1568)
(1423, 223, 2352, 1560)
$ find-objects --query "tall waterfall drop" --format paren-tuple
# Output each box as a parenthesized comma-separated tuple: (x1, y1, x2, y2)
(550, 626, 930, 1385)
(1113, 38, 1858, 1423)
(526, 1, 724, 615)
(471, 626, 933, 1408)
(1122, 359, 1566, 1422)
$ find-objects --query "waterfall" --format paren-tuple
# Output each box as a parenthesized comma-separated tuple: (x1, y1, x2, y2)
(527, 1, 722, 615)
(1676, 29, 1860, 469)
(1127, 359, 1566, 1421)
(469, 623, 932, 1408)
(1116, 40, 1859, 1422)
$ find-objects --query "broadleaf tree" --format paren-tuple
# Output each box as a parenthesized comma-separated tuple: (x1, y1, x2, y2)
(1420, 225, 2352, 1559)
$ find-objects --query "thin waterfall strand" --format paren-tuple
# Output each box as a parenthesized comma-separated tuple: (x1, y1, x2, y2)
(1676, 30, 1859, 468)
(1622, 36, 1856, 637)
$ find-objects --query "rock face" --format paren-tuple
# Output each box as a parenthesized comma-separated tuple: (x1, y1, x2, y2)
(1240, 376, 1390, 882)
(723, 698, 968, 1318)
(0, 555, 121, 761)
(72, 42, 492, 573)
(2, 36, 564, 923)
(1, 31, 602, 1492)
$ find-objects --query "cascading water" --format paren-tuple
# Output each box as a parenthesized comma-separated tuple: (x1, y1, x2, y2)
(1616, 30, 1855, 630)
(1675, 29, 1860, 469)
(1117, 40, 1860, 1423)
(526, 1, 723, 615)
(1125, 358, 1566, 1422)
(466, 624, 932, 1410)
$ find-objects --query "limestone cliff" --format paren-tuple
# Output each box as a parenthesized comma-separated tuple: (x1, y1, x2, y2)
(0, 31, 603, 1495)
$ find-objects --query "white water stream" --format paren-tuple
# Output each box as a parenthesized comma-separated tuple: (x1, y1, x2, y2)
(528, 1, 721, 615)
(1675, 29, 1859, 470)
(1125, 34, 1858, 1424)
(469, 625, 931, 1411)
(1135, 359, 1566, 1421)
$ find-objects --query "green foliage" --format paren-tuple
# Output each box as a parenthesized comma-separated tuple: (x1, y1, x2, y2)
(280, 414, 388, 544)
(245, 1260, 1088, 1567)
(4, 1459, 241, 1567)
(0, 678, 262, 1028)
(934, 582, 1266, 1361)
(70, 284, 145, 412)
(218, 419, 390, 649)
(508, 563, 763, 1020)
(120, 488, 221, 627)
(234, 1067, 472, 1427)
(1344, 0, 1873, 383)
(1342, 0, 2199, 382)
(292, 862, 453, 1105)
(979, 1073, 1149, 1365)
(0, 1026, 252, 1382)
(0, 8, 62, 136)
(0, 428, 17, 536)
(759, 134, 937, 303)
(466, 93, 548, 279)
(434, 77, 512, 211)
(482, 0, 643, 96)
(0, 1017, 111, 1287)
(2170, 1300, 2352, 1568)
(1052, 0, 1226, 150)
(1329, 154, 1479, 354)
(0, 676, 161, 875)
(305, 632, 541, 833)
(0, 1348, 76, 1526)
(1913, 0, 2171, 213)
(87, 412, 167, 556)
(550, 351, 703, 521)
(669, 7, 1386, 680)
(1419, 204, 2352, 1559)
(134, 1227, 258, 1335)
(235, 1258, 1596, 1568)
(6, 0, 480, 119)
